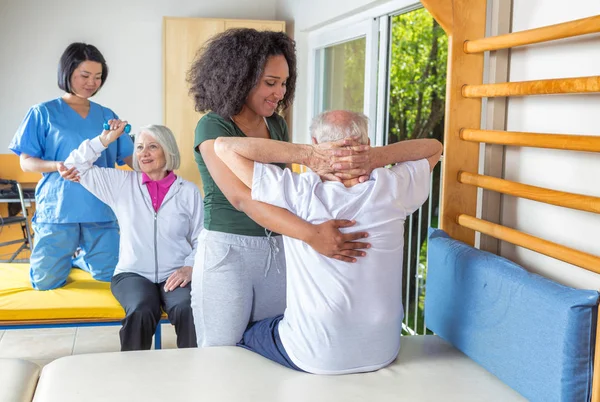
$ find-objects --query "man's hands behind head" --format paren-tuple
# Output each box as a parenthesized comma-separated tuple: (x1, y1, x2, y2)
(307, 136, 371, 184)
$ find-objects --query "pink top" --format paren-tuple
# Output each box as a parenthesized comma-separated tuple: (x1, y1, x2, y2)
(142, 171, 177, 212)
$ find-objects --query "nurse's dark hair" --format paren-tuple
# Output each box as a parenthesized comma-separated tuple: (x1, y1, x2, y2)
(57, 43, 108, 95)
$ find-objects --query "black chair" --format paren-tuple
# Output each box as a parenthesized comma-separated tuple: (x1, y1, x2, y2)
(0, 179, 34, 262)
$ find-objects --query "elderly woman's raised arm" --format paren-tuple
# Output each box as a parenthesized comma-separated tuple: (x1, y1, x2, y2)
(63, 122, 132, 209)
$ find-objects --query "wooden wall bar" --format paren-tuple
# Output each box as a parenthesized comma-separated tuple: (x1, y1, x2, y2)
(458, 172, 600, 214)
(457, 214, 600, 274)
(461, 129, 600, 152)
(464, 14, 600, 53)
(463, 76, 600, 98)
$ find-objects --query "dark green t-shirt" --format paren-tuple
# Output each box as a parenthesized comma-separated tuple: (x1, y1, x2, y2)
(194, 112, 288, 236)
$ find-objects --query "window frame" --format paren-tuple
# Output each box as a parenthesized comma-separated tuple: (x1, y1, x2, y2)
(307, 0, 421, 145)
(308, 19, 378, 143)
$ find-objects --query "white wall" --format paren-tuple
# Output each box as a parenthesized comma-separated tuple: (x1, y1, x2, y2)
(0, 0, 278, 153)
(502, 0, 600, 289)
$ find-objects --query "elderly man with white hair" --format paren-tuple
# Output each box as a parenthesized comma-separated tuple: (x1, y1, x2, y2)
(204, 109, 442, 374)
(62, 120, 203, 351)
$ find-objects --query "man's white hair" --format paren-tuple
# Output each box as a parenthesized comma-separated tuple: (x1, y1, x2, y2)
(132, 125, 181, 172)
(310, 110, 369, 144)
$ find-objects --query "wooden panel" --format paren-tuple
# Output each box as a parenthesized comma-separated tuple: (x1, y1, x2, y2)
(420, 0, 453, 34)
(465, 14, 600, 53)
(163, 18, 225, 189)
(224, 19, 285, 32)
(440, 0, 487, 246)
(457, 214, 600, 274)
(463, 76, 600, 98)
(459, 171, 600, 214)
(461, 129, 600, 152)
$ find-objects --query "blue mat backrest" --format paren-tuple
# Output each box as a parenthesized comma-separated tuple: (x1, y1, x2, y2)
(425, 228, 599, 402)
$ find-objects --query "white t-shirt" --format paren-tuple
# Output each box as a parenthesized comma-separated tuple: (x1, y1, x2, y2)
(251, 159, 431, 374)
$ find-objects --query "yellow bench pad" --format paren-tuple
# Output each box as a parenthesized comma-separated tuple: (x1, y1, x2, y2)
(0, 264, 125, 321)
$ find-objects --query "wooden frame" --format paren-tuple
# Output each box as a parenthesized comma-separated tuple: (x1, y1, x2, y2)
(435, 0, 488, 246)
(420, 1, 600, 399)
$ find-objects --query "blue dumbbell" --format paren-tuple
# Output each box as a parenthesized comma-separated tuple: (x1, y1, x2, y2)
(103, 122, 131, 134)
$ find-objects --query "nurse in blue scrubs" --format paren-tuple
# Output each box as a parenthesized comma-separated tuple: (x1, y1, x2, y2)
(9, 42, 134, 290)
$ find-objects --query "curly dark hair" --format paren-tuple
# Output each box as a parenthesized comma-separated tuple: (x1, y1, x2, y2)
(187, 28, 297, 118)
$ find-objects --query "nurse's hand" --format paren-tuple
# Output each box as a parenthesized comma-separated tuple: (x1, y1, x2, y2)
(164, 266, 192, 292)
(57, 162, 80, 182)
(99, 119, 129, 147)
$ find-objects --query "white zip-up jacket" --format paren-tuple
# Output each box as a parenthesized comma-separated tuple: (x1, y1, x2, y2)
(65, 136, 204, 283)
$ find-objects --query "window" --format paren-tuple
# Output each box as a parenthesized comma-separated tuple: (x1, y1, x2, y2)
(321, 38, 366, 112)
(308, 19, 379, 142)
(386, 8, 447, 145)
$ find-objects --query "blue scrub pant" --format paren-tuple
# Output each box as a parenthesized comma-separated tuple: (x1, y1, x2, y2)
(30, 221, 119, 290)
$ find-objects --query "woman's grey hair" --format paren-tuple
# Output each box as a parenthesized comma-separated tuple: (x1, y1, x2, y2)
(132, 125, 181, 172)
(309, 110, 369, 144)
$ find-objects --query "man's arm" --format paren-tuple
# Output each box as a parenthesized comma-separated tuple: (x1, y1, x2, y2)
(369, 138, 442, 172)
(213, 136, 371, 186)
(201, 140, 370, 262)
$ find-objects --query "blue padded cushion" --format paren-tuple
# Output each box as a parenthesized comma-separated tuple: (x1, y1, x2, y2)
(425, 229, 599, 402)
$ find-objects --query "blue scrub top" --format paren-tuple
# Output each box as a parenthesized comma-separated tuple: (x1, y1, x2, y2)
(9, 98, 134, 224)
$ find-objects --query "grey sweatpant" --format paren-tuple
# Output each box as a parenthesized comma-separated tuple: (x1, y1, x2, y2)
(191, 229, 287, 347)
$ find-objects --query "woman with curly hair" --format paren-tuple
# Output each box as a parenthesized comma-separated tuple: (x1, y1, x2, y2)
(188, 28, 370, 347)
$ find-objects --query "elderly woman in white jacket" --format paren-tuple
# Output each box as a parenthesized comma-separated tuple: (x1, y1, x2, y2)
(62, 120, 203, 351)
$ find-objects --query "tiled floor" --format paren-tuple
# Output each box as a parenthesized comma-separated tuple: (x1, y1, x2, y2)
(0, 324, 178, 369)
